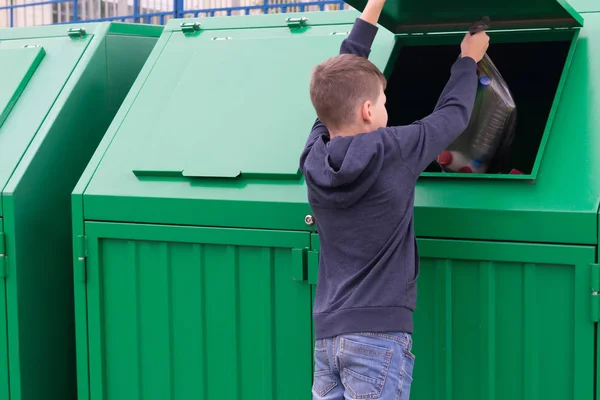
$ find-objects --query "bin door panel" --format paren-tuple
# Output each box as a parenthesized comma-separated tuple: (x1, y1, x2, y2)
(84, 222, 312, 400)
(0, 227, 8, 399)
(308, 237, 594, 400)
(413, 239, 594, 400)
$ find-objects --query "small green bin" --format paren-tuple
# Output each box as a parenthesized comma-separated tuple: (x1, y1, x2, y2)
(0, 22, 161, 400)
(72, 1, 600, 399)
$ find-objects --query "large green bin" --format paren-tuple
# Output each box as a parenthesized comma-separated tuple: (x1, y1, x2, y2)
(0, 22, 162, 400)
(72, 1, 600, 399)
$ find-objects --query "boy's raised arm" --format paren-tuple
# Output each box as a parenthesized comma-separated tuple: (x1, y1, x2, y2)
(390, 32, 489, 175)
(301, 0, 386, 160)
(339, 0, 384, 58)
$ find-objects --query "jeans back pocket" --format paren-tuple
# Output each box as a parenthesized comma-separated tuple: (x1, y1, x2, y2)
(313, 340, 337, 398)
(339, 337, 393, 399)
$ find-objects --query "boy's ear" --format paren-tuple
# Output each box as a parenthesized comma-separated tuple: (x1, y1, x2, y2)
(361, 100, 372, 123)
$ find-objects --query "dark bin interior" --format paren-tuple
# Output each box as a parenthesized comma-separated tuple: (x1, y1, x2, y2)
(385, 39, 572, 175)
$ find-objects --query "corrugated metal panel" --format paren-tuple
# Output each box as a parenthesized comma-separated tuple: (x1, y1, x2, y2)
(412, 239, 595, 400)
(310, 234, 595, 399)
(84, 222, 313, 400)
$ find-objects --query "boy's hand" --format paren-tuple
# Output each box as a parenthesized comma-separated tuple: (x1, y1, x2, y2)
(360, 0, 386, 26)
(460, 31, 490, 63)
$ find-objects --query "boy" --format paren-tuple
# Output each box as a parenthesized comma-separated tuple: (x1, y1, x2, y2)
(299, 0, 489, 399)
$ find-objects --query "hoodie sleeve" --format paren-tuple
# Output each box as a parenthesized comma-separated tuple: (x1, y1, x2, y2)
(389, 56, 479, 176)
(340, 18, 379, 58)
(301, 18, 380, 168)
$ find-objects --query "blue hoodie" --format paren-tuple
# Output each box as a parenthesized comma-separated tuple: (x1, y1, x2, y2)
(300, 18, 478, 340)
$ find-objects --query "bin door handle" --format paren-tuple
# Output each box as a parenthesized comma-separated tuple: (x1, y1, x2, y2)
(132, 168, 302, 180)
(291, 248, 307, 282)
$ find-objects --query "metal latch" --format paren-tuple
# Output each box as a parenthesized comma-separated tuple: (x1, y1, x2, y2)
(0, 233, 5, 279)
(76, 235, 87, 283)
(180, 22, 201, 33)
(591, 263, 600, 322)
(67, 27, 86, 38)
(286, 17, 308, 28)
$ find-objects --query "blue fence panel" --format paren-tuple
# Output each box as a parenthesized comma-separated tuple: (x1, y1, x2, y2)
(0, 0, 348, 28)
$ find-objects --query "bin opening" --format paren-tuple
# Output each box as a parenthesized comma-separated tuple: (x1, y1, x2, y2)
(385, 38, 572, 176)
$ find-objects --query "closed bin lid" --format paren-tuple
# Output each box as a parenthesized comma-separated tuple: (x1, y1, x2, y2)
(342, 0, 583, 33)
(80, 14, 398, 232)
(0, 47, 45, 196)
(0, 47, 45, 131)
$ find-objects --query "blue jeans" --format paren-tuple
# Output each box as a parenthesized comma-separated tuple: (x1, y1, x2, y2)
(312, 332, 415, 400)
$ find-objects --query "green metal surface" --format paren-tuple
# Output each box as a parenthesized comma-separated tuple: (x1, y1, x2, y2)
(310, 234, 594, 399)
(568, 0, 600, 13)
(83, 221, 312, 400)
(79, 13, 395, 232)
(0, 37, 89, 218)
(0, 22, 161, 400)
(343, 0, 582, 33)
(107, 22, 165, 36)
(0, 24, 102, 40)
(0, 47, 45, 133)
(0, 222, 8, 400)
(412, 14, 600, 245)
(412, 239, 594, 400)
(76, 11, 600, 245)
(72, 10, 600, 400)
(165, 10, 366, 31)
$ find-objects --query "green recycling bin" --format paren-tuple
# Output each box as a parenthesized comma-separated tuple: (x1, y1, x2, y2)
(0, 22, 161, 400)
(72, 1, 600, 399)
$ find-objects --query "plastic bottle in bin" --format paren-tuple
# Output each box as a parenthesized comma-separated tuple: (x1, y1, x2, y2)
(436, 54, 517, 174)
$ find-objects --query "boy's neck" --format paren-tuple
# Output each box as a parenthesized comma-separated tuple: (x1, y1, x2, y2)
(330, 124, 368, 138)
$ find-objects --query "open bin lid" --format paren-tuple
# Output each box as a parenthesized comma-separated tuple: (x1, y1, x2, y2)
(343, 0, 583, 33)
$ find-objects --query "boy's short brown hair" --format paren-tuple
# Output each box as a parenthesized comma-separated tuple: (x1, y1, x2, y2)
(310, 53, 387, 130)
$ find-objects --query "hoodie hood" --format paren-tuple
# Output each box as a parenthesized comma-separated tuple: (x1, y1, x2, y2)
(301, 131, 385, 208)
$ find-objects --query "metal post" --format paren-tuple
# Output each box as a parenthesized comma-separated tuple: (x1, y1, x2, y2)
(174, 0, 184, 18)
(74, 0, 78, 21)
(133, 0, 139, 22)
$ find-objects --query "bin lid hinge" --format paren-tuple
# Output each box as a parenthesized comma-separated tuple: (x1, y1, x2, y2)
(67, 27, 87, 39)
(0, 233, 6, 279)
(180, 22, 202, 34)
(591, 263, 600, 322)
(286, 17, 309, 29)
(77, 235, 88, 283)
